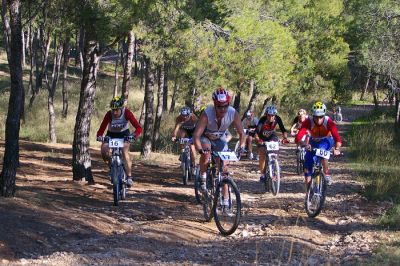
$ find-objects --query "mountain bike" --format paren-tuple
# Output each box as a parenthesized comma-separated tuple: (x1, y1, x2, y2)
(304, 147, 331, 217)
(296, 146, 306, 175)
(234, 128, 256, 160)
(176, 138, 193, 185)
(261, 141, 281, 196)
(98, 135, 134, 206)
(201, 150, 241, 236)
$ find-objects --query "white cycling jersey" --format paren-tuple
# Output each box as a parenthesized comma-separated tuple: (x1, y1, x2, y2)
(204, 105, 236, 140)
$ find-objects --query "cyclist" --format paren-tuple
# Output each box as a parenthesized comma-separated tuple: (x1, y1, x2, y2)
(255, 105, 289, 182)
(193, 87, 246, 205)
(171, 106, 198, 169)
(290, 109, 308, 136)
(96, 96, 142, 187)
(241, 111, 259, 160)
(295, 102, 342, 186)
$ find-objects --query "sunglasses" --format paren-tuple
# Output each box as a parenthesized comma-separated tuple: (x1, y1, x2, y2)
(314, 115, 324, 119)
(216, 105, 229, 109)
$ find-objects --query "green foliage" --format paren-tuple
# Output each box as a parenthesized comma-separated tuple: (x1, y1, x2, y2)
(349, 107, 400, 229)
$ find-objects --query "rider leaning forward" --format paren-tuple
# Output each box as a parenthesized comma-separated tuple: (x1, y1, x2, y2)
(96, 96, 142, 187)
(171, 106, 198, 168)
(255, 105, 289, 182)
(295, 102, 342, 186)
(193, 87, 246, 194)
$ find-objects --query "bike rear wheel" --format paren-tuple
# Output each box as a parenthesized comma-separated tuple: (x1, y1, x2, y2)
(305, 173, 327, 217)
(269, 159, 280, 196)
(214, 178, 241, 236)
(120, 168, 127, 200)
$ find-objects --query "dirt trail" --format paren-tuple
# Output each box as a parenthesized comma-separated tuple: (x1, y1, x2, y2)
(0, 105, 397, 265)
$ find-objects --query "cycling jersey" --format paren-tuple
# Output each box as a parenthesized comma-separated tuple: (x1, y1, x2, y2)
(203, 105, 236, 140)
(256, 115, 287, 141)
(97, 108, 142, 139)
(242, 116, 259, 129)
(295, 116, 341, 143)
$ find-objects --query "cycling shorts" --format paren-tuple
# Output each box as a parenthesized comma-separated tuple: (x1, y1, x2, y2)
(304, 137, 334, 176)
(200, 136, 228, 152)
(181, 127, 195, 138)
(106, 129, 130, 139)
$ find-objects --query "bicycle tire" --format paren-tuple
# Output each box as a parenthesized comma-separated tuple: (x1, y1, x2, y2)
(202, 171, 215, 222)
(214, 178, 241, 236)
(304, 173, 327, 217)
(181, 153, 189, 185)
(120, 168, 126, 200)
(296, 151, 302, 175)
(194, 167, 202, 204)
(263, 160, 270, 193)
(269, 159, 280, 196)
(111, 165, 120, 206)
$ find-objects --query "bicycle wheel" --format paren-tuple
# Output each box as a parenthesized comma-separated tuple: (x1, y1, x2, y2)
(111, 165, 120, 206)
(269, 159, 280, 196)
(181, 152, 189, 185)
(214, 178, 241, 236)
(120, 169, 126, 200)
(202, 171, 215, 222)
(194, 166, 202, 204)
(304, 173, 327, 217)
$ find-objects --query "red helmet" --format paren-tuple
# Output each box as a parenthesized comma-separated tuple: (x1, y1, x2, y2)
(212, 87, 231, 106)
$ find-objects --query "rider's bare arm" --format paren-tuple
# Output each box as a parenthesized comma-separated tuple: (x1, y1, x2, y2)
(232, 112, 246, 148)
(193, 112, 208, 152)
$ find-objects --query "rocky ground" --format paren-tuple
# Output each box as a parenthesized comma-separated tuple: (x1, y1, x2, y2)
(0, 105, 398, 265)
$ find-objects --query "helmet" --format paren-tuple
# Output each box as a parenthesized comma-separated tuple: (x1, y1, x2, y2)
(212, 87, 231, 106)
(265, 105, 277, 115)
(297, 109, 307, 116)
(110, 96, 124, 109)
(311, 101, 326, 116)
(245, 111, 252, 118)
(180, 106, 191, 116)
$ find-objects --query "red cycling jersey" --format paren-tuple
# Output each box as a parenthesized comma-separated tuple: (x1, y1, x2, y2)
(96, 108, 142, 139)
(295, 116, 341, 144)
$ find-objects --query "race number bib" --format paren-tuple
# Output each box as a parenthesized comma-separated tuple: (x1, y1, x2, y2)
(265, 141, 279, 151)
(109, 138, 124, 148)
(179, 138, 192, 144)
(217, 151, 239, 161)
(315, 148, 330, 159)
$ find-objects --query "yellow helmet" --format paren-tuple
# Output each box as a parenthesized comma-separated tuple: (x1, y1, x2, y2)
(110, 96, 124, 109)
(311, 101, 326, 116)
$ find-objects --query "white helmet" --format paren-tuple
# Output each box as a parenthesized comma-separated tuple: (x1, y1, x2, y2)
(265, 105, 277, 115)
(311, 102, 326, 116)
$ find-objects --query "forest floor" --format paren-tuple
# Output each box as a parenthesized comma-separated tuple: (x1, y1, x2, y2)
(0, 105, 398, 265)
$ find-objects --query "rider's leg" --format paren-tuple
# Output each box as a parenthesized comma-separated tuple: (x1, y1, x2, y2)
(176, 129, 186, 158)
(257, 145, 266, 181)
(303, 150, 313, 188)
(199, 137, 211, 187)
(247, 136, 253, 154)
(101, 142, 111, 166)
(190, 144, 196, 167)
(122, 143, 133, 187)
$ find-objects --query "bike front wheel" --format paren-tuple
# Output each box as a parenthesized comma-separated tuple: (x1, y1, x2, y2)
(214, 178, 241, 236)
(193, 166, 202, 204)
(305, 173, 327, 217)
(296, 150, 302, 175)
(269, 159, 281, 196)
(111, 166, 120, 206)
(181, 153, 189, 185)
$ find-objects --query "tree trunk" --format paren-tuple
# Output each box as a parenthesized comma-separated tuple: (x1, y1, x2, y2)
(141, 58, 155, 158)
(244, 84, 259, 118)
(45, 36, 63, 143)
(169, 76, 178, 113)
(396, 91, 400, 128)
(152, 64, 165, 150)
(248, 79, 254, 97)
(62, 35, 70, 118)
(233, 91, 241, 113)
(187, 86, 196, 109)
(162, 64, 168, 111)
(28, 29, 39, 108)
(1, 0, 11, 62)
(113, 42, 119, 97)
(139, 100, 146, 126)
(78, 26, 85, 73)
(0, 0, 24, 197)
(360, 72, 370, 101)
(134, 37, 138, 75)
(373, 76, 379, 108)
(72, 39, 100, 182)
(121, 31, 134, 99)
